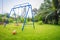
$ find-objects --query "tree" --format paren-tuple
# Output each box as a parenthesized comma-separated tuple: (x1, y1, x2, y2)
(35, 0, 53, 22)
(52, 0, 59, 24)
(32, 8, 38, 16)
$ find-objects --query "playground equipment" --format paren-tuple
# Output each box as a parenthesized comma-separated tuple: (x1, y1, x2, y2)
(9, 3, 35, 31)
(1, 0, 35, 31)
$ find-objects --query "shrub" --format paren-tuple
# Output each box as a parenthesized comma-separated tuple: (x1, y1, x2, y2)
(9, 18, 13, 23)
(0, 17, 2, 22)
(38, 21, 43, 25)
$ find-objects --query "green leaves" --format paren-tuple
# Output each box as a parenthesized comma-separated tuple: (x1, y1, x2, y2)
(35, 0, 55, 22)
(52, 0, 59, 8)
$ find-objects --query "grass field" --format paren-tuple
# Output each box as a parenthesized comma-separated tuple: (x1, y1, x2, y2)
(0, 22, 60, 40)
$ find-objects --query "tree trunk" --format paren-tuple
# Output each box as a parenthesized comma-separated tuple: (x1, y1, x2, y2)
(52, 0, 59, 24)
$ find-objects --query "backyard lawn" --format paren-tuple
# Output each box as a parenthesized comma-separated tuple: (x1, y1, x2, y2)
(0, 22, 60, 40)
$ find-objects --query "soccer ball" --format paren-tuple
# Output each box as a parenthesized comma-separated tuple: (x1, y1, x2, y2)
(12, 30, 16, 35)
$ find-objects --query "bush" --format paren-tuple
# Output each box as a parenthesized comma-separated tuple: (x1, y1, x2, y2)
(20, 18, 24, 23)
(9, 18, 13, 23)
(38, 21, 43, 25)
(0, 17, 2, 22)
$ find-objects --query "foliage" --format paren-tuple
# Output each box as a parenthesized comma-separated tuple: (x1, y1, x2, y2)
(20, 18, 24, 23)
(35, 0, 60, 24)
(9, 18, 14, 23)
(52, 0, 59, 9)
(38, 21, 43, 25)
(0, 14, 4, 22)
(35, 0, 54, 21)
(0, 17, 2, 22)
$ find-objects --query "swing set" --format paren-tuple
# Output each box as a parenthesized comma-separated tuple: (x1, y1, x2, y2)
(2, 0, 35, 31)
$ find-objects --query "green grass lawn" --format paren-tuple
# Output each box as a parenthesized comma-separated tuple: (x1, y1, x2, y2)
(0, 22, 60, 40)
